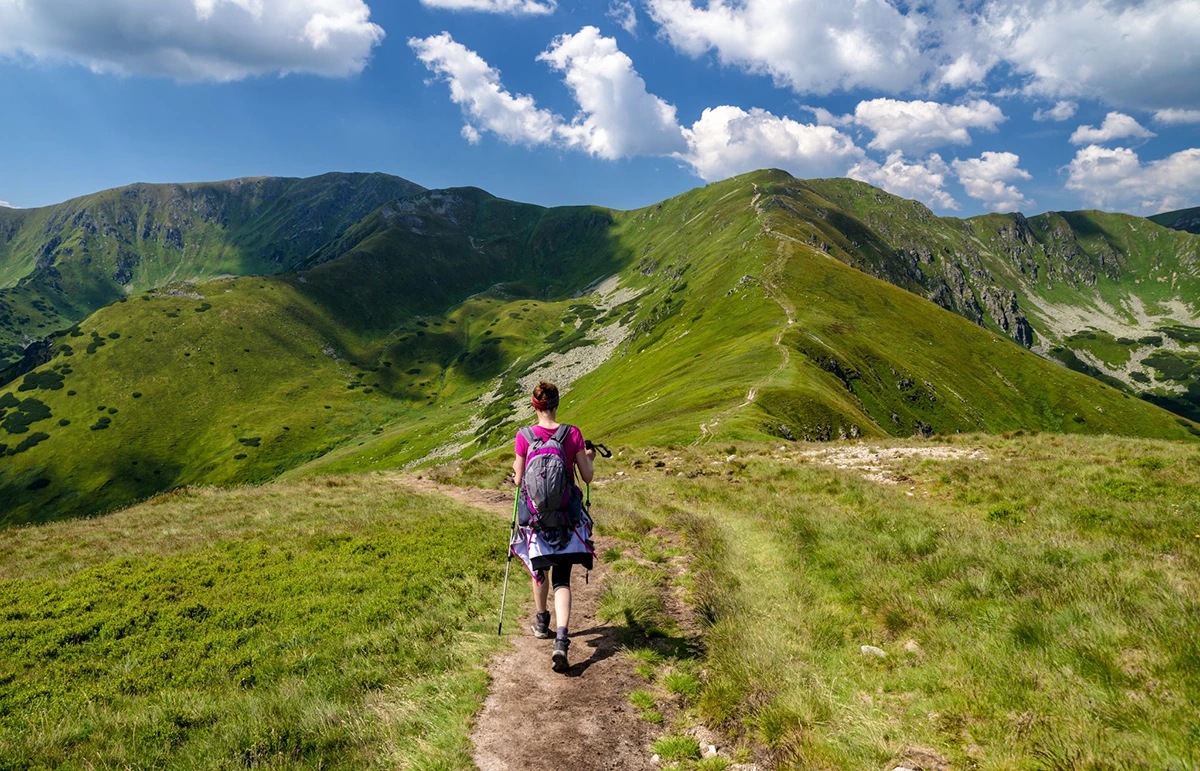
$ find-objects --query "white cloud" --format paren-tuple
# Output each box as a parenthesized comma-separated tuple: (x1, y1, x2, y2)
(419, 0, 555, 14)
(848, 152, 958, 211)
(0, 201, 16, 209)
(680, 106, 863, 181)
(1033, 100, 1077, 122)
(538, 27, 685, 159)
(852, 98, 1005, 154)
(1154, 108, 1200, 126)
(412, 28, 863, 183)
(975, 0, 1200, 111)
(607, 1, 638, 36)
(0, 0, 384, 81)
(952, 151, 1031, 212)
(409, 32, 559, 147)
(1069, 112, 1155, 145)
(645, 0, 927, 95)
(801, 105, 852, 128)
(1065, 145, 1200, 214)
(643, 1, 1200, 112)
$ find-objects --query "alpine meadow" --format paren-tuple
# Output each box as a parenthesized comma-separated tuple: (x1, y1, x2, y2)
(1, 169, 1198, 770)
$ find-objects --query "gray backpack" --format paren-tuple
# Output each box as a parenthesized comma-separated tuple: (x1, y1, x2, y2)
(521, 424, 572, 531)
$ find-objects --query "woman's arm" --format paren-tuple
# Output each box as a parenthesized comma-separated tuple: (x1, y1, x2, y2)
(575, 445, 595, 485)
(513, 454, 526, 489)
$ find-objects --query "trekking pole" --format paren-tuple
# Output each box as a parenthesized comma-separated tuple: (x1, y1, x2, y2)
(497, 488, 519, 636)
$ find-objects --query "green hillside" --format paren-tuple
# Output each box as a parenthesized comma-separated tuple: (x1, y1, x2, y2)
(1150, 205, 1200, 234)
(0, 172, 423, 368)
(782, 177, 1200, 421)
(2, 434, 1197, 768)
(2, 171, 1196, 527)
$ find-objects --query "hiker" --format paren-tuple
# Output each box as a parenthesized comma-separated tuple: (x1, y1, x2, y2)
(511, 381, 595, 672)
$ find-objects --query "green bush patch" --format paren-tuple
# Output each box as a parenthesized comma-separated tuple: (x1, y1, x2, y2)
(7, 431, 50, 455)
(238, 437, 261, 447)
(1142, 350, 1199, 382)
(90, 417, 112, 431)
(1157, 324, 1200, 344)
(18, 371, 65, 392)
(2, 398, 52, 435)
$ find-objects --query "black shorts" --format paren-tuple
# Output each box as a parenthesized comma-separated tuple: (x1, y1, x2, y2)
(537, 564, 572, 589)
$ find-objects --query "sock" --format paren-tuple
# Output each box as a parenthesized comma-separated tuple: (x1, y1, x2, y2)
(536, 611, 550, 626)
(556, 626, 568, 641)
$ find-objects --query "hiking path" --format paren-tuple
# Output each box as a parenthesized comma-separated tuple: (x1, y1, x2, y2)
(398, 476, 656, 771)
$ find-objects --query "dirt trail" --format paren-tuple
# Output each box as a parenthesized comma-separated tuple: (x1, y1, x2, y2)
(397, 476, 655, 771)
(698, 197, 796, 443)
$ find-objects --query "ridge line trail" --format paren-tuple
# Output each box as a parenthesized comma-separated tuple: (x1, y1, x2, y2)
(698, 188, 796, 443)
(393, 476, 655, 771)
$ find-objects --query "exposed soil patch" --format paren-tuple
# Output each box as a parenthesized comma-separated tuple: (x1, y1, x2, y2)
(394, 476, 656, 771)
(796, 444, 986, 484)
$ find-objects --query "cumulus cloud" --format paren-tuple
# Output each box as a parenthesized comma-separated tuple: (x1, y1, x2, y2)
(0, 0, 384, 81)
(412, 27, 1044, 212)
(952, 151, 1032, 212)
(0, 201, 16, 209)
(1069, 112, 1155, 145)
(1154, 108, 1200, 126)
(975, 0, 1200, 111)
(643, 1, 1200, 112)
(848, 152, 958, 211)
(538, 27, 685, 158)
(419, 0, 556, 14)
(412, 28, 863, 183)
(1033, 100, 1077, 122)
(645, 0, 927, 95)
(680, 106, 864, 181)
(409, 32, 559, 146)
(607, 1, 638, 35)
(852, 98, 1005, 154)
(1065, 145, 1200, 213)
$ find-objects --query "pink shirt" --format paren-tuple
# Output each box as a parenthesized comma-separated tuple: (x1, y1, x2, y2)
(515, 424, 585, 482)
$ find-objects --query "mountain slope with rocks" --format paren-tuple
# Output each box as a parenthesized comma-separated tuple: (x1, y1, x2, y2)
(2, 170, 1195, 526)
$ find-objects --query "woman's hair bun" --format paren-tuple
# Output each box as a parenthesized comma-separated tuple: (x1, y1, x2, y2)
(532, 381, 559, 408)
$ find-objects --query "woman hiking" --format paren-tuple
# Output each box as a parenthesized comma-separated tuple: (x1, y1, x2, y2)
(511, 381, 595, 672)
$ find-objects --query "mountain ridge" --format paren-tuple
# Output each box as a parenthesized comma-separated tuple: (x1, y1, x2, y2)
(1, 169, 1197, 525)
(0, 171, 424, 366)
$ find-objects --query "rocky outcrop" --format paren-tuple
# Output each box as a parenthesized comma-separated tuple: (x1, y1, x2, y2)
(979, 286, 1034, 347)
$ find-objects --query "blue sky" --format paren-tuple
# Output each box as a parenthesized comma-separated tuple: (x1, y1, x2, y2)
(1, 0, 1198, 218)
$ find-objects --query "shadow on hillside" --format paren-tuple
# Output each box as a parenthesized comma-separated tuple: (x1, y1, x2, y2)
(0, 451, 183, 528)
(291, 194, 636, 343)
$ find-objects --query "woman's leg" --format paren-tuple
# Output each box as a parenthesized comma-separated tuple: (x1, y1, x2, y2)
(533, 572, 550, 612)
(551, 565, 572, 635)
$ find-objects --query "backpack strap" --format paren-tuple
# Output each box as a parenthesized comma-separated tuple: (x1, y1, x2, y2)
(551, 424, 571, 444)
(519, 426, 540, 449)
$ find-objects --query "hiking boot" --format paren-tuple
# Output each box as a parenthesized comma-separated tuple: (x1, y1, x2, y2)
(551, 637, 570, 672)
(530, 611, 552, 639)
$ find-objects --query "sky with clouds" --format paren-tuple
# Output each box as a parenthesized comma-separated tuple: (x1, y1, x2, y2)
(1, 0, 1198, 217)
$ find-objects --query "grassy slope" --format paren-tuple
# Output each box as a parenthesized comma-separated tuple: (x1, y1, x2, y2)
(3, 172, 1197, 527)
(0, 474, 513, 769)
(432, 433, 1200, 769)
(798, 177, 1200, 420)
(0, 173, 423, 366)
(5, 432, 1198, 768)
(1149, 205, 1200, 234)
(0, 190, 633, 525)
